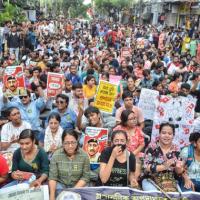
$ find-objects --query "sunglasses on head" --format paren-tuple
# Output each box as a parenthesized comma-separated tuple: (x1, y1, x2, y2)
(19, 96, 28, 99)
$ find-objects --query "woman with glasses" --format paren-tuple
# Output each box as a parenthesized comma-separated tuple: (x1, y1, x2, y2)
(97, 130, 138, 187)
(49, 129, 90, 200)
(4, 88, 46, 145)
(113, 109, 145, 179)
(1, 107, 31, 152)
(142, 122, 184, 192)
(50, 94, 77, 130)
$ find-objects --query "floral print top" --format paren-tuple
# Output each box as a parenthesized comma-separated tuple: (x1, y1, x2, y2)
(113, 125, 144, 157)
(143, 141, 180, 172)
(143, 141, 181, 192)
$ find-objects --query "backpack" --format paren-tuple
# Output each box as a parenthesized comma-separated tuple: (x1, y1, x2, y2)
(185, 144, 194, 168)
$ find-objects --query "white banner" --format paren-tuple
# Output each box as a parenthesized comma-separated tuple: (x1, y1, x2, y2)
(0, 184, 49, 200)
(152, 95, 196, 148)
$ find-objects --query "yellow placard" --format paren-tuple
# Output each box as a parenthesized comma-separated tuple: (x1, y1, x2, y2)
(94, 81, 117, 113)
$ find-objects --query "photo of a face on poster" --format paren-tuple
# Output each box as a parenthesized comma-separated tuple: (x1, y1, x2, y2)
(3, 66, 26, 98)
(85, 138, 101, 164)
(83, 127, 108, 165)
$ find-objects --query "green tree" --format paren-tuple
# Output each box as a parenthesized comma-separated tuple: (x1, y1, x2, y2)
(0, 2, 27, 24)
(62, 0, 89, 18)
(95, 0, 133, 15)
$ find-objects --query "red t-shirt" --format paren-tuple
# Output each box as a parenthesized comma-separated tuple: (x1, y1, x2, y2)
(0, 154, 9, 176)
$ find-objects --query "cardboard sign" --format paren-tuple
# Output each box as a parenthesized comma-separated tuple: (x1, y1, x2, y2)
(3, 66, 26, 97)
(120, 47, 131, 61)
(138, 89, 159, 120)
(83, 127, 108, 164)
(0, 185, 49, 200)
(109, 75, 122, 85)
(47, 72, 64, 97)
(94, 81, 117, 113)
(152, 96, 196, 148)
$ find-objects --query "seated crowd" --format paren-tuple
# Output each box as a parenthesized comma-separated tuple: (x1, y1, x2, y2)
(0, 18, 200, 200)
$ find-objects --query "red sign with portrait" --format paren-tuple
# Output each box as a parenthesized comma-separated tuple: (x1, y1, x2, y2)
(83, 127, 108, 164)
(3, 66, 26, 97)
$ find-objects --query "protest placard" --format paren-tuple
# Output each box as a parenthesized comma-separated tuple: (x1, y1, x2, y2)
(138, 88, 159, 120)
(152, 95, 196, 148)
(94, 81, 117, 113)
(120, 47, 131, 61)
(0, 185, 49, 200)
(47, 72, 64, 97)
(109, 75, 122, 85)
(3, 66, 26, 98)
(83, 127, 108, 165)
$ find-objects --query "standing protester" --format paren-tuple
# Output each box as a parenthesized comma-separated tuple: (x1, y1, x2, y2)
(7, 25, 21, 61)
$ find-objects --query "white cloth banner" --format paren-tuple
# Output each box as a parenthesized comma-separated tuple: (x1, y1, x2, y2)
(152, 95, 196, 148)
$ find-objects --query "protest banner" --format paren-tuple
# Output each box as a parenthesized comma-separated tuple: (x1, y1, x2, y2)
(3, 66, 26, 98)
(47, 72, 64, 97)
(83, 127, 108, 165)
(152, 95, 196, 148)
(109, 75, 122, 85)
(94, 81, 117, 113)
(0, 184, 49, 200)
(60, 186, 200, 200)
(120, 47, 131, 61)
(138, 89, 159, 120)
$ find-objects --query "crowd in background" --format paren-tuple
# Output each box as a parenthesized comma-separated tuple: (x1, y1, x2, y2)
(0, 18, 200, 199)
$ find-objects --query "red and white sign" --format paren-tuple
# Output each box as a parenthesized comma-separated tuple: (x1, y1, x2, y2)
(47, 72, 64, 97)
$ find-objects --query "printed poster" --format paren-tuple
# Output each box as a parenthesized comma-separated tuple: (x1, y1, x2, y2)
(94, 80, 117, 113)
(151, 95, 196, 148)
(120, 47, 131, 61)
(109, 75, 122, 85)
(0, 185, 49, 200)
(47, 72, 64, 97)
(83, 127, 108, 165)
(3, 66, 26, 97)
(138, 88, 159, 120)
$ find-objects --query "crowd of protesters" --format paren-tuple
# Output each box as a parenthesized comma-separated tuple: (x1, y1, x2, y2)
(0, 17, 200, 199)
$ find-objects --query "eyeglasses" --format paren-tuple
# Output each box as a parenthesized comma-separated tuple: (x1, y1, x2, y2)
(19, 96, 28, 99)
(63, 141, 77, 146)
(10, 111, 20, 117)
(56, 100, 65, 104)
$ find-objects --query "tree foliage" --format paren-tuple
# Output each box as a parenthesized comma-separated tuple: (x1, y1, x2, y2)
(62, 0, 90, 18)
(0, 3, 27, 24)
(94, 0, 132, 13)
